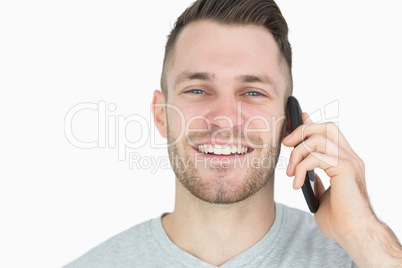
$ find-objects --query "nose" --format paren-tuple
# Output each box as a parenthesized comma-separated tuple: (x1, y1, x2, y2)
(209, 94, 242, 129)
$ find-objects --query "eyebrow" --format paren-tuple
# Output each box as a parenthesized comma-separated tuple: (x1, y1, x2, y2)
(174, 71, 215, 86)
(237, 74, 274, 85)
(236, 74, 277, 95)
(174, 71, 278, 95)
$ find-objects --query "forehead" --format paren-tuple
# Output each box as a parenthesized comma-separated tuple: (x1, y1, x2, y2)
(168, 20, 286, 96)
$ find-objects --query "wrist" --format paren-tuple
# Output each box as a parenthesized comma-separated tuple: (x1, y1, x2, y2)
(338, 211, 376, 246)
(339, 213, 402, 267)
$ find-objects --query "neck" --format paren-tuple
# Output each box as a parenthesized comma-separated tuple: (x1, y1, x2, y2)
(162, 177, 276, 266)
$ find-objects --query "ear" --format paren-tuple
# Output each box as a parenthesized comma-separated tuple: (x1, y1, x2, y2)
(282, 98, 292, 140)
(152, 90, 167, 138)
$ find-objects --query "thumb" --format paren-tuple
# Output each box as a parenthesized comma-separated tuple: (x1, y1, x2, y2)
(314, 173, 326, 200)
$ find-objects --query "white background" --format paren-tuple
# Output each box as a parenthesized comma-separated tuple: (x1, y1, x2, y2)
(1, 1, 401, 267)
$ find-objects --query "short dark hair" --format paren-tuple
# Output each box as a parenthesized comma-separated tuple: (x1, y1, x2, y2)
(161, 0, 292, 100)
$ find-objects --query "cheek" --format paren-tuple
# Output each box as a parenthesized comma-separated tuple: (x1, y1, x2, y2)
(243, 106, 285, 140)
(166, 106, 185, 136)
(167, 104, 208, 136)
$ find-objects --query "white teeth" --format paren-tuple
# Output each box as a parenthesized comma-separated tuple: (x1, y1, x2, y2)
(197, 144, 249, 155)
(214, 145, 223, 155)
(222, 146, 231, 155)
(208, 144, 214, 153)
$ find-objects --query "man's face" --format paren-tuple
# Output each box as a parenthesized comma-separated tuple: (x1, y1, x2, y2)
(164, 21, 288, 204)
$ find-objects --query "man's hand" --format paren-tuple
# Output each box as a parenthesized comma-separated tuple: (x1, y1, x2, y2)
(283, 113, 402, 267)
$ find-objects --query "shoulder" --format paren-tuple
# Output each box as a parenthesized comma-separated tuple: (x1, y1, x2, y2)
(275, 203, 324, 249)
(276, 203, 331, 246)
(274, 203, 356, 267)
(63, 218, 159, 268)
(277, 202, 318, 234)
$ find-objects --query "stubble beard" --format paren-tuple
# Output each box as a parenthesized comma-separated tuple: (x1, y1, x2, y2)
(167, 124, 284, 204)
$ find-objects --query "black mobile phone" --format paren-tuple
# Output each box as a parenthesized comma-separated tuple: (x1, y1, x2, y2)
(287, 96, 319, 213)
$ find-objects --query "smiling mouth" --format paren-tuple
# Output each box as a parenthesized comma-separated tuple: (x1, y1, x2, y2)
(197, 144, 250, 155)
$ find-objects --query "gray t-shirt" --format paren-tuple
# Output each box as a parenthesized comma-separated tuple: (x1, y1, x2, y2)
(64, 203, 357, 267)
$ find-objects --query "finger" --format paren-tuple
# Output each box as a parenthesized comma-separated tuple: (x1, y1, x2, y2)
(287, 134, 344, 176)
(314, 173, 326, 200)
(293, 152, 339, 189)
(301, 112, 313, 125)
(283, 122, 353, 154)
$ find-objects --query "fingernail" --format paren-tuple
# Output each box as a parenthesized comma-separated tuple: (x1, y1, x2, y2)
(293, 177, 297, 189)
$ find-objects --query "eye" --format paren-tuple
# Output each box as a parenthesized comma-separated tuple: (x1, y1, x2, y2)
(245, 91, 263, 97)
(186, 89, 205, 95)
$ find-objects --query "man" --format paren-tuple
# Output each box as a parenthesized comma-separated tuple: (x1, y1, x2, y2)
(65, 0, 402, 267)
